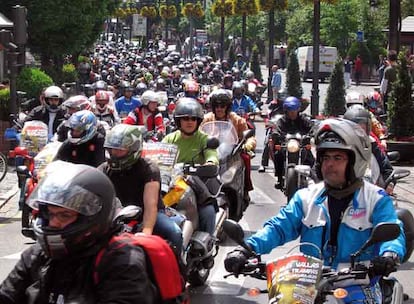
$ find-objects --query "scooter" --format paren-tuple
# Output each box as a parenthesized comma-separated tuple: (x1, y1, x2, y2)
(223, 219, 406, 304)
(200, 121, 255, 221)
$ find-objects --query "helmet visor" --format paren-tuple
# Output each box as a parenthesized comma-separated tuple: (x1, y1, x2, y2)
(28, 182, 102, 216)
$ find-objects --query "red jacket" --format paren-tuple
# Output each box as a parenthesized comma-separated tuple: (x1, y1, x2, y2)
(124, 108, 165, 133)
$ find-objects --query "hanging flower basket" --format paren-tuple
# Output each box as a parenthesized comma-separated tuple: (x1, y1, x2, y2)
(141, 5, 158, 19)
(232, 0, 259, 16)
(258, 0, 287, 11)
(182, 3, 205, 19)
(211, 0, 234, 17)
(160, 5, 178, 19)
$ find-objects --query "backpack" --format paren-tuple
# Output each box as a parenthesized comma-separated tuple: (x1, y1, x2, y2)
(94, 232, 186, 302)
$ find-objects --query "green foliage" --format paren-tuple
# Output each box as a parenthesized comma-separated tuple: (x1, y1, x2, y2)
(61, 64, 78, 84)
(250, 44, 263, 82)
(0, 88, 10, 121)
(347, 41, 371, 65)
(228, 43, 236, 67)
(286, 50, 303, 98)
(324, 60, 346, 116)
(17, 68, 53, 100)
(387, 53, 414, 138)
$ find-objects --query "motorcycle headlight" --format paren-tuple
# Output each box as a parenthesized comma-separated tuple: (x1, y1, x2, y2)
(287, 139, 300, 153)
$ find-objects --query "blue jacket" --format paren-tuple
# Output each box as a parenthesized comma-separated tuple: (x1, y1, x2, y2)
(115, 96, 141, 118)
(246, 180, 406, 269)
(271, 72, 282, 89)
(231, 95, 257, 115)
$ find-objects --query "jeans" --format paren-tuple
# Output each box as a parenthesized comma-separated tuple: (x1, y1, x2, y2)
(198, 204, 216, 235)
(153, 210, 183, 255)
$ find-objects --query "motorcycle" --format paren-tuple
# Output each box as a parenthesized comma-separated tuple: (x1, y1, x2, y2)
(200, 121, 255, 222)
(272, 132, 314, 202)
(142, 139, 227, 287)
(223, 219, 406, 304)
(6, 121, 61, 240)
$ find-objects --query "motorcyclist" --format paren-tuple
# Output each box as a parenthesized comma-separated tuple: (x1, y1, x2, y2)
(21, 85, 66, 139)
(346, 91, 387, 150)
(115, 83, 141, 120)
(124, 90, 165, 140)
(55, 110, 105, 167)
(0, 161, 158, 303)
(56, 95, 92, 142)
(224, 118, 405, 274)
(222, 73, 234, 90)
(233, 53, 247, 72)
(162, 98, 219, 236)
(99, 124, 183, 255)
(231, 81, 258, 116)
(92, 90, 120, 127)
(269, 96, 314, 188)
(202, 89, 256, 201)
(343, 105, 394, 194)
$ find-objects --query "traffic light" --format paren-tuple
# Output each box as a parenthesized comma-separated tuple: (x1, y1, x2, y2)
(12, 5, 28, 45)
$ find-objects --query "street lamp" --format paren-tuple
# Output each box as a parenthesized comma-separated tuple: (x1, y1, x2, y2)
(311, 0, 320, 117)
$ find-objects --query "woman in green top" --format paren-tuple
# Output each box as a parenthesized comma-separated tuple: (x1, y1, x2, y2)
(163, 98, 218, 234)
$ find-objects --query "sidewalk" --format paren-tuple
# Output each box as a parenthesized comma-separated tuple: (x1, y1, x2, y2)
(0, 167, 18, 216)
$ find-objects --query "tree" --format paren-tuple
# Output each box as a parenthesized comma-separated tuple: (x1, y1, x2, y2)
(286, 50, 303, 99)
(2, 0, 117, 82)
(228, 43, 236, 67)
(324, 60, 346, 116)
(387, 53, 414, 139)
(249, 44, 262, 81)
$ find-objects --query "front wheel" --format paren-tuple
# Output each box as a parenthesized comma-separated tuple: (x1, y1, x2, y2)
(188, 267, 210, 287)
(286, 167, 298, 202)
(0, 152, 7, 183)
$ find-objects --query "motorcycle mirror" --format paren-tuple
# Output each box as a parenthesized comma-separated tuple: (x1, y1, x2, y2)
(206, 137, 220, 149)
(223, 219, 244, 241)
(351, 222, 400, 266)
(223, 219, 250, 248)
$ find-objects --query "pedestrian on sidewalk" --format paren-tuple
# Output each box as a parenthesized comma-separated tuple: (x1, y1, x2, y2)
(271, 65, 282, 102)
(343, 56, 352, 89)
(354, 55, 362, 86)
(380, 50, 398, 114)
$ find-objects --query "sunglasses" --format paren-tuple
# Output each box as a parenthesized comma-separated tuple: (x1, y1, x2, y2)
(181, 116, 197, 122)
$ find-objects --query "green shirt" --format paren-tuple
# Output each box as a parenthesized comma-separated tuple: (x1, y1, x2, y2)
(162, 130, 218, 165)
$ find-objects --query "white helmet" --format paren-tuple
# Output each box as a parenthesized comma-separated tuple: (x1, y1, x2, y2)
(44, 86, 64, 112)
(345, 91, 364, 108)
(140, 90, 159, 107)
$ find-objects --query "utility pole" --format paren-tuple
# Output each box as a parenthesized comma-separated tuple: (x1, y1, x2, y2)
(311, 0, 320, 117)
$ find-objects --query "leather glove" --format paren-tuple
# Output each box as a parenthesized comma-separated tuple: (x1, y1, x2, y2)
(224, 245, 252, 274)
(372, 252, 399, 277)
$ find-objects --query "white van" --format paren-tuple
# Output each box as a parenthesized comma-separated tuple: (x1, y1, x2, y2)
(297, 46, 338, 82)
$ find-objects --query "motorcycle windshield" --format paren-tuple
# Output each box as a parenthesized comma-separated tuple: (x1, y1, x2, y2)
(200, 121, 238, 158)
(20, 121, 49, 155)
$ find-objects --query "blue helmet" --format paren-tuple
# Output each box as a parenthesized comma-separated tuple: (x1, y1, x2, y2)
(68, 110, 97, 145)
(283, 96, 301, 112)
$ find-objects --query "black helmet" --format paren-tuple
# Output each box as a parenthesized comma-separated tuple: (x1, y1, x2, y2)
(343, 104, 371, 134)
(209, 89, 232, 110)
(174, 97, 204, 128)
(28, 161, 117, 260)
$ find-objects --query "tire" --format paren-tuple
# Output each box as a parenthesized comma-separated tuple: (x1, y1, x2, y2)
(188, 267, 210, 287)
(0, 152, 7, 183)
(227, 191, 243, 222)
(286, 167, 298, 202)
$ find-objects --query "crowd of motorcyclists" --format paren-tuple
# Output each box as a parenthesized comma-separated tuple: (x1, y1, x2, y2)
(0, 37, 413, 304)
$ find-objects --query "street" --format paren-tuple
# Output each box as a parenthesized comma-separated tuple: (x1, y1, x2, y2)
(1, 80, 414, 303)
